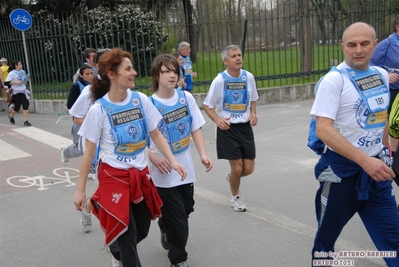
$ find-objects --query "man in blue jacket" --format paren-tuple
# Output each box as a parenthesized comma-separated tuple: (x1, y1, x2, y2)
(371, 15, 399, 103)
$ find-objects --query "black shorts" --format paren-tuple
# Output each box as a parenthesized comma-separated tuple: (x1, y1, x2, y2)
(216, 122, 256, 160)
(12, 93, 30, 111)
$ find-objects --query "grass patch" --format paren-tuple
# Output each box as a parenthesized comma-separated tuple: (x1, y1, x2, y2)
(32, 44, 343, 99)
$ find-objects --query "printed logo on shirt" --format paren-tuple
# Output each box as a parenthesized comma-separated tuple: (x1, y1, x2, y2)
(354, 100, 384, 147)
(232, 91, 243, 103)
(355, 99, 387, 130)
(162, 106, 189, 125)
(226, 82, 246, 90)
(111, 108, 143, 126)
(176, 121, 189, 137)
(126, 123, 142, 142)
(112, 192, 122, 204)
(179, 97, 186, 105)
(357, 129, 383, 147)
(172, 135, 190, 151)
(132, 98, 140, 106)
(355, 74, 383, 92)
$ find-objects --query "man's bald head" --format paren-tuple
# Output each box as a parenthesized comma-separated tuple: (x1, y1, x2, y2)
(342, 22, 376, 43)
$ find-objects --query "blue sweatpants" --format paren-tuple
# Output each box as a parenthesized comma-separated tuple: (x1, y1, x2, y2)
(312, 176, 399, 267)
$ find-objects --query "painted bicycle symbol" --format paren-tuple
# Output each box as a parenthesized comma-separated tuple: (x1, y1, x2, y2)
(13, 15, 30, 25)
(7, 167, 79, 191)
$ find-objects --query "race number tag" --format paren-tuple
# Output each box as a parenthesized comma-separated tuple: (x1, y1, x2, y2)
(367, 94, 389, 111)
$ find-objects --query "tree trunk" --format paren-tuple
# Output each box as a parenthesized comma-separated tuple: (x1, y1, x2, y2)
(182, 0, 197, 62)
(311, 0, 327, 44)
(298, 0, 313, 76)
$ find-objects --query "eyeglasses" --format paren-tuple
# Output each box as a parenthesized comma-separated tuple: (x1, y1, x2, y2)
(97, 48, 111, 54)
(95, 48, 111, 63)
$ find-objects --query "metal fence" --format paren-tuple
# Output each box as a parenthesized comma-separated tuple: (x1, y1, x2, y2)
(0, 0, 397, 99)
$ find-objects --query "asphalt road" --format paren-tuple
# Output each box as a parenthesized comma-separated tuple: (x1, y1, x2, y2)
(0, 99, 397, 267)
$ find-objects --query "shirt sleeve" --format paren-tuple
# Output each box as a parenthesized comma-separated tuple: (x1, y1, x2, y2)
(6, 72, 16, 82)
(186, 92, 206, 131)
(310, 71, 343, 120)
(78, 103, 104, 144)
(247, 72, 259, 101)
(203, 74, 223, 108)
(370, 39, 389, 68)
(69, 88, 91, 118)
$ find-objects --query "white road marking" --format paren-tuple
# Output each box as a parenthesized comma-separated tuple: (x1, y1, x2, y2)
(0, 139, 31, 161)
(13, 126, 72, 150)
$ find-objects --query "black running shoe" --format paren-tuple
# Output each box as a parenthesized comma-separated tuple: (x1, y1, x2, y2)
(160, 229, 170, 250)
(24, 121, 32, 126)
(8, 115, 15, 124)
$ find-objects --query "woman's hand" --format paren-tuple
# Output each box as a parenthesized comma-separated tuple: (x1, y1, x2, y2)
(171, 162, 187, 181)
(149, 152, 172, 174)
(73, 191, 87, 211)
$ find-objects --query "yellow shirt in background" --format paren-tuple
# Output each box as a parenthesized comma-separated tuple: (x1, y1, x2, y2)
(1, 65, 9, 82)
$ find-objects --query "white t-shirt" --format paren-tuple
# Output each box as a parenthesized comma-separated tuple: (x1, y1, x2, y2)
(6, 70, 26, 93)
(149, 90, 205, 188)
(310, 62, 389, 156)
(69, 85, 92, 152)
(203, 69, 259, 124)
(78, 90, 162, 170)
(69, 85, 92, 118)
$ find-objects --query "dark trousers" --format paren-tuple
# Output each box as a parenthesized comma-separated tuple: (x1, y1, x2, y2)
(12, 93, 29, 111)
(157, 184, 195, 265)
(312, 176, 399, 267)
(109, 201, 152, 267)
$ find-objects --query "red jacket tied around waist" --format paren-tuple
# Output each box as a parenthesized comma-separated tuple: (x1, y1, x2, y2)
(90, 162, 163, 245)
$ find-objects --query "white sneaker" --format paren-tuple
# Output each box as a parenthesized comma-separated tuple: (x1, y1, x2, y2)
(8, 103, 14, 113)
(80, 211, 92, 232)
(80, 198, 92, 233)
(230, 195, 247, 212)
(60, 148, 69, 164)
(107, 247, 122, 267)
(88, 165, 96, 180)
